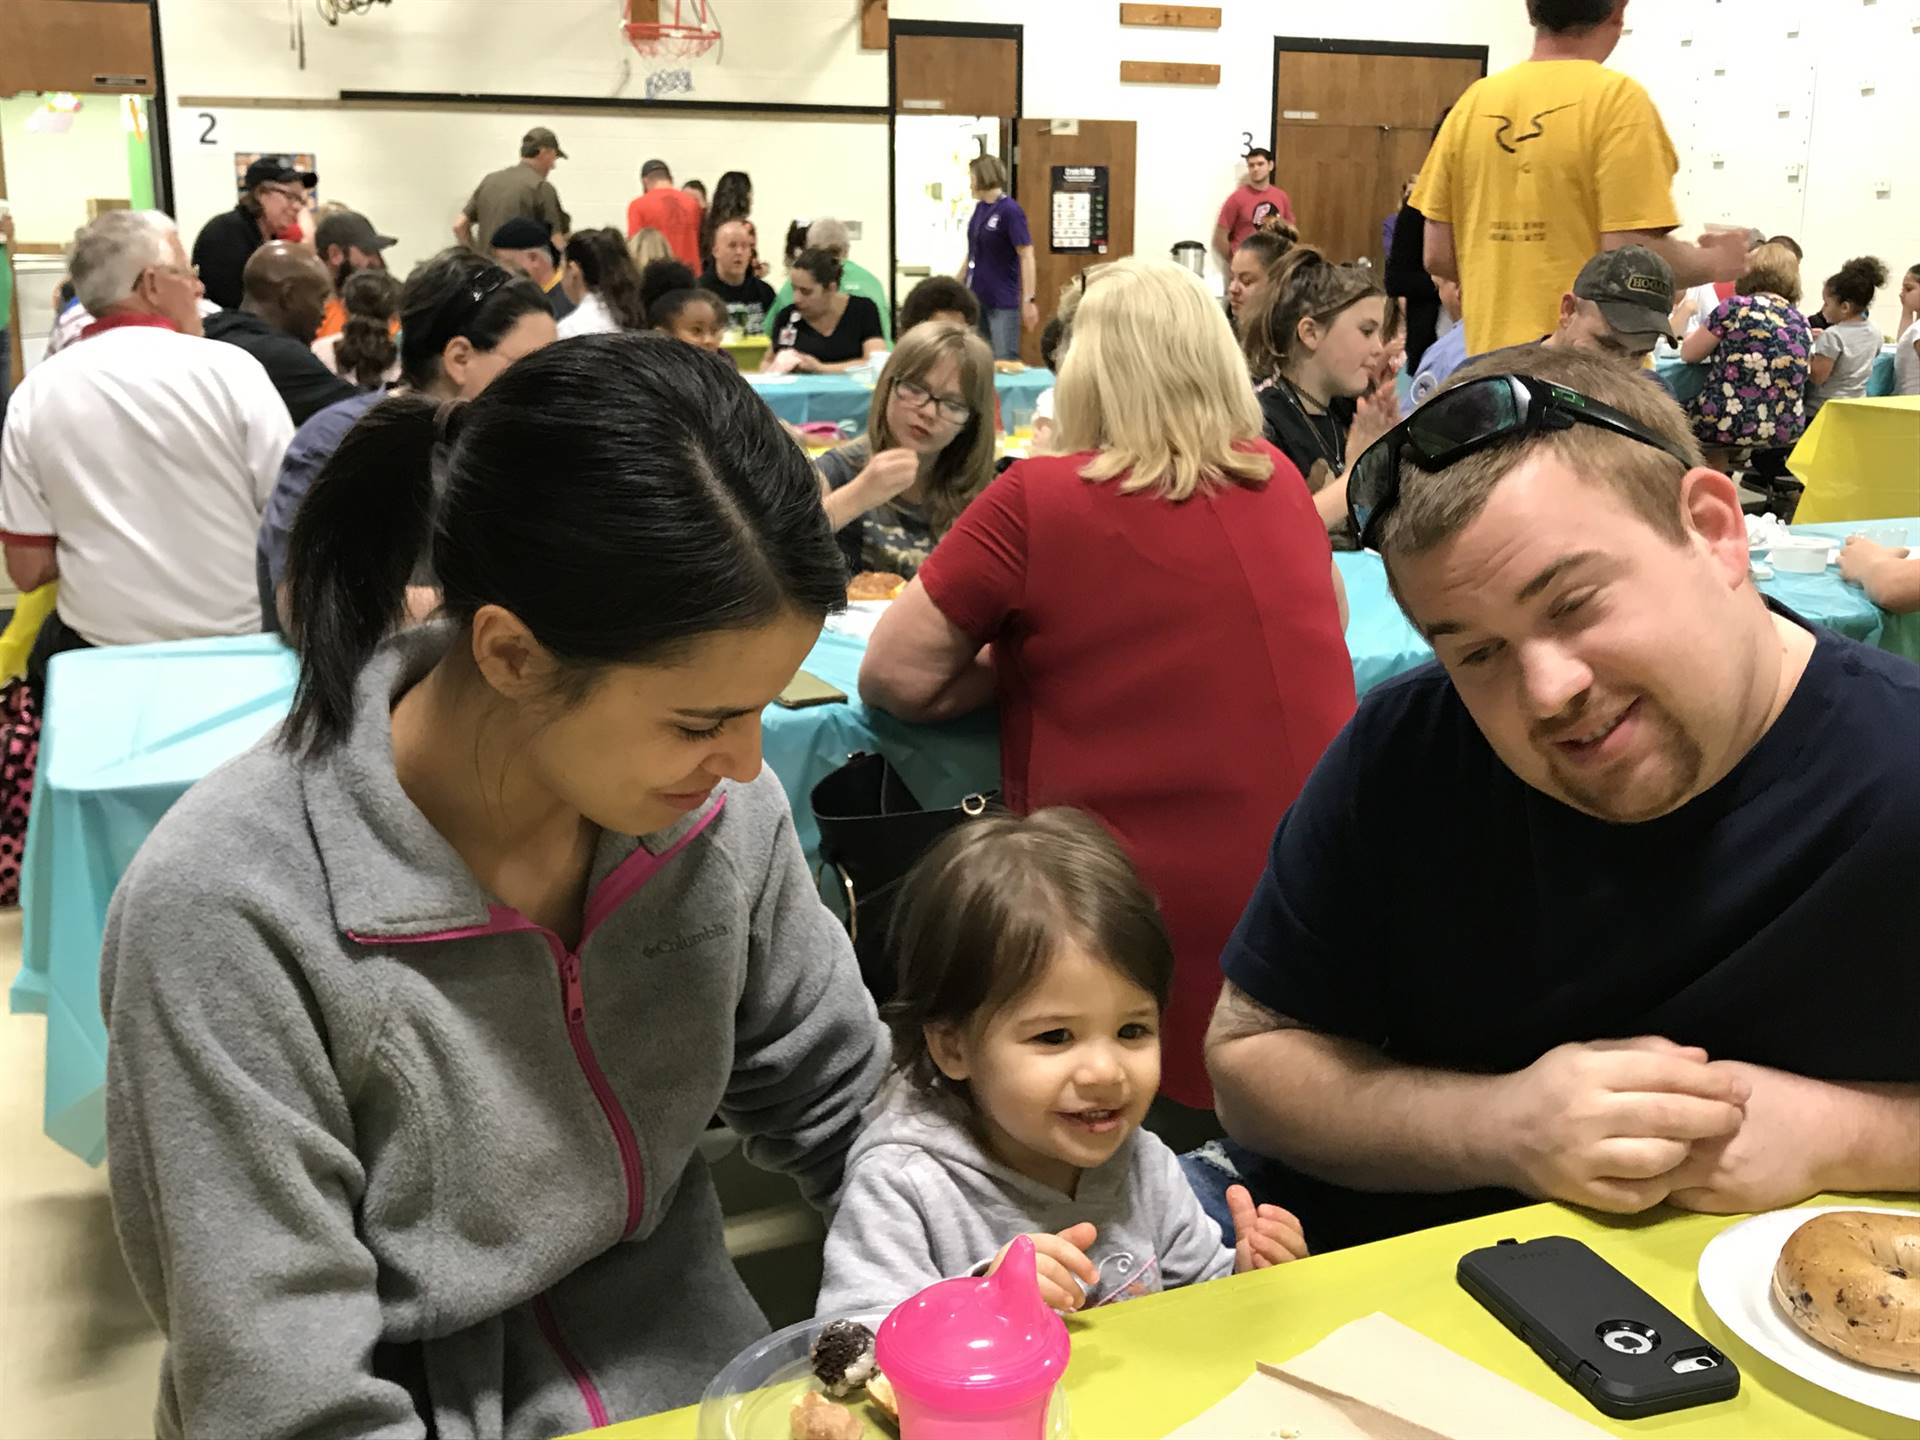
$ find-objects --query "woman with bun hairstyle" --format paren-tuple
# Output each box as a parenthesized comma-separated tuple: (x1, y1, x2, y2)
(312, 268, 402, 389)
(763, 247, 886, 373)
(1808, 256, 1889, 415)
(103, 333, 887, 1435)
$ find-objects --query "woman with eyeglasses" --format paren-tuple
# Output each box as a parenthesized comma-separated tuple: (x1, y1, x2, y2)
(814, 321, 997, 579)
(257, 247, 556, 631)
(860, 259, 1355, 1128)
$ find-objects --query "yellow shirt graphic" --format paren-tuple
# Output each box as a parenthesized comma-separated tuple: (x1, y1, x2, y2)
(1412, 61, 1680, 357)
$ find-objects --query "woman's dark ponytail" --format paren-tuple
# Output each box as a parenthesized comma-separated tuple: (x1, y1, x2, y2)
(283, 394, 441, 755)
(282, 335, 847, 761)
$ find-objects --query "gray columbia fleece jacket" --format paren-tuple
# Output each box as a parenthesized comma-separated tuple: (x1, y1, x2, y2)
(100, 622, 889, 1439)
(815, 1079, 1233, 1319)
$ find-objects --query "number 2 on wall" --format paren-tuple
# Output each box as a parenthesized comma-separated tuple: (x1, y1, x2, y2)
(198, 113, 218, 145)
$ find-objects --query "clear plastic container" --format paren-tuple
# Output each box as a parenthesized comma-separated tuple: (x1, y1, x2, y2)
(698, 1311, 1069, 1439)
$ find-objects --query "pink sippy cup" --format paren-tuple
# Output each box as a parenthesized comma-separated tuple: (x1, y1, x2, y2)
(874, 1236, 1071, 1439)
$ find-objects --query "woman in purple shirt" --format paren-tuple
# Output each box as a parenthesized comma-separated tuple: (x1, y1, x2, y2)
(959, 155, 1035, 360)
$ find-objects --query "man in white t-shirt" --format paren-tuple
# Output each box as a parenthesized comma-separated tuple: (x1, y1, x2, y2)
(0, 210, 293, 691)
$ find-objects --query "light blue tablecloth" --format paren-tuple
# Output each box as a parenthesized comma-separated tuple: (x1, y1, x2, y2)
(1656, 344, 1897, 404)
(745, 369, 1053, 431)
(14, 531, 1916, 1162)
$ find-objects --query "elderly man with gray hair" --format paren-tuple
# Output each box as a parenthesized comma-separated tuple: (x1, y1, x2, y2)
(771, 216, 892, 341)
(1, 210, 292, 697)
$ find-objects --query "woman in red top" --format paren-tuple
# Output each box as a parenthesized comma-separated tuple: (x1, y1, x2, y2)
(860, 257, 1356, 1113)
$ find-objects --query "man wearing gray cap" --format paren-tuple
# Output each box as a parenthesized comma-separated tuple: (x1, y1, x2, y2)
(1406, 247, 1678, 413)
(625, 158, 703, 267)
(1541, 245, 1678, 360)
(454, 127, 570, 255)
(312, 209, 396, 340)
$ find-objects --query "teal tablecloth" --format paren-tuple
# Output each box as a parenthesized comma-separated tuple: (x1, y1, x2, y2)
(14, 530, 1916, 1162)
(745, 369, 1053, 431)
(1656, 344, 1897, 404)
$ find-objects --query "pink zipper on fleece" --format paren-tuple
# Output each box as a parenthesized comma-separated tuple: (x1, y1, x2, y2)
(346, 798, 726, 1427)
(533, 1292, 609, 1430)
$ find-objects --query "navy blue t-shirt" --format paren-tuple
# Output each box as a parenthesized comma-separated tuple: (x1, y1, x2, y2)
(1221, 611, 1920, 1248)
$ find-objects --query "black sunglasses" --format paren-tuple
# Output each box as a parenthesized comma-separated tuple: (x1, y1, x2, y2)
(415, 265, 512, 358)
(1346, 374, 1697, 551)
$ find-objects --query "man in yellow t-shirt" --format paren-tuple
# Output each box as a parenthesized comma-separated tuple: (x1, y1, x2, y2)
(1412, 0, 1745, 358)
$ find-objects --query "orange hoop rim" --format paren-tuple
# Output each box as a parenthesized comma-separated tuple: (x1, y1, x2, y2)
(624, 21, 720, 56)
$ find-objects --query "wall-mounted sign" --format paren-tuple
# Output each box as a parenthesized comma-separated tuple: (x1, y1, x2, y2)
(1049, 164, 1109, 253)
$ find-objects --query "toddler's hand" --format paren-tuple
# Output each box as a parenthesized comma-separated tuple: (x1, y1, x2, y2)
(1227, 1184, 1308, 1273)
(989, 1222, 1100, 1312)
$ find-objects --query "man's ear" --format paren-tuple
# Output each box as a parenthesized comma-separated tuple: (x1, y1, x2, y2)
(1679, 466, 1750, 590)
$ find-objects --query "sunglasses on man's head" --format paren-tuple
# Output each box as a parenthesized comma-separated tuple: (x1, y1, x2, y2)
(1346, 374, 1698, 552)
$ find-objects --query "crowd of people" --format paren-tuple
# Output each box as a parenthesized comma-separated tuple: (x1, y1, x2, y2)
(0, 0, 1914, 1435)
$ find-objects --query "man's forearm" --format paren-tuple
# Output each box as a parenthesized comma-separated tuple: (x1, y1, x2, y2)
(1211, 225, 1232, 267)
(1603, 230, 1723, 288)
(1822, 1081, 1920, 1192)
(1210, 1022, 1519, 1193)
(1858, 556, 1920, 615)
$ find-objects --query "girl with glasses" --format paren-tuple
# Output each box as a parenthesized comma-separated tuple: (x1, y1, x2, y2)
(815, 321, 997, 580)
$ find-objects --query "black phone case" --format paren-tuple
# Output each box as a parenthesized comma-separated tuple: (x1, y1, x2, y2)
(1457, 1236, 1740, 1419)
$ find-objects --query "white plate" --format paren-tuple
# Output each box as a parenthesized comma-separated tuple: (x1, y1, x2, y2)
(1697, 1204, 1920, 1421)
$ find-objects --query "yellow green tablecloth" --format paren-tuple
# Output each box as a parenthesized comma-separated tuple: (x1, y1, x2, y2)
(589, 1196, 1914, 1440)
(1790, 397, 1920, 524)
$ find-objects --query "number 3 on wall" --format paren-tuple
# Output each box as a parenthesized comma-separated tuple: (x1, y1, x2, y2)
(198, 113, 218, 145)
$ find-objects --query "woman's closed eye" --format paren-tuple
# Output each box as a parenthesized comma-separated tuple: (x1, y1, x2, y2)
(674, 720, 727, 741)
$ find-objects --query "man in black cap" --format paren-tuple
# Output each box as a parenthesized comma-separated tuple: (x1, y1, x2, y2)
(191, 155, 316, 309)
(490, 217, 574, 323)
(202, 242, 357, 426)
(311, 209, 396, 340)
(1541, 245, 1678, 361)
(456, 128, 570, 256)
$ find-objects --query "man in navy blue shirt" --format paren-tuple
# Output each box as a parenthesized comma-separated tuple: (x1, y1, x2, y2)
(1202, 346, 1919, 1252)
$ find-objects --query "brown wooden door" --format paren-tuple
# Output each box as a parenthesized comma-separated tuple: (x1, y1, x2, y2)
(893, 34, 1018, 117)
(1273, 48, 1483, 269)
(1013, 120, 1137, 366)
(0, 0, 157, 95)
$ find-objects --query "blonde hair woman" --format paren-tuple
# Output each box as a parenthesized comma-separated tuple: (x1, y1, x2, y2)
(961, 153, 1035, 360)
(628, 226, 673, 270)
(815, 321, 996, 578)
(861, 258, 1356, 1116)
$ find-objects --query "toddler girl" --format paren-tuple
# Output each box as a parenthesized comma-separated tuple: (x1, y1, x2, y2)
(816, 809, 1305, 1317)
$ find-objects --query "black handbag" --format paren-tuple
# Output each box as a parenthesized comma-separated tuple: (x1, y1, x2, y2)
(811, 751, 996, 1002)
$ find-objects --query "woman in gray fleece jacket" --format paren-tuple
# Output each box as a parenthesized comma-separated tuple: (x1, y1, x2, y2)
(100, 334, 888, 1438)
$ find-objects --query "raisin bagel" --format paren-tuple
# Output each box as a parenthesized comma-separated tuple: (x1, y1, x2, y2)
(1772, 1210, 1920, 1374)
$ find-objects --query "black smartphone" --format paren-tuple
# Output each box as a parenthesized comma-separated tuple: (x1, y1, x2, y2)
(1457, 1236, 1739, 1419)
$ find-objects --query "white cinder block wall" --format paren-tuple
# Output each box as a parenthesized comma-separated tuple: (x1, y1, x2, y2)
(133, 0, 1920, 337)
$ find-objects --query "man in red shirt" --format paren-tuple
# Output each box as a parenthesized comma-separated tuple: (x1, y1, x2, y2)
(1212, 147, 1296, 273)
(626, 158, 703, 267)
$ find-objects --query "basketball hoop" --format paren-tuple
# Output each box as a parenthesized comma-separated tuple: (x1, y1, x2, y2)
(625, 0, 721, 61)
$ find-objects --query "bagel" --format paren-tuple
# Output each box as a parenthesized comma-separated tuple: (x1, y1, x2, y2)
(1772, 1210, 1920, 1374)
